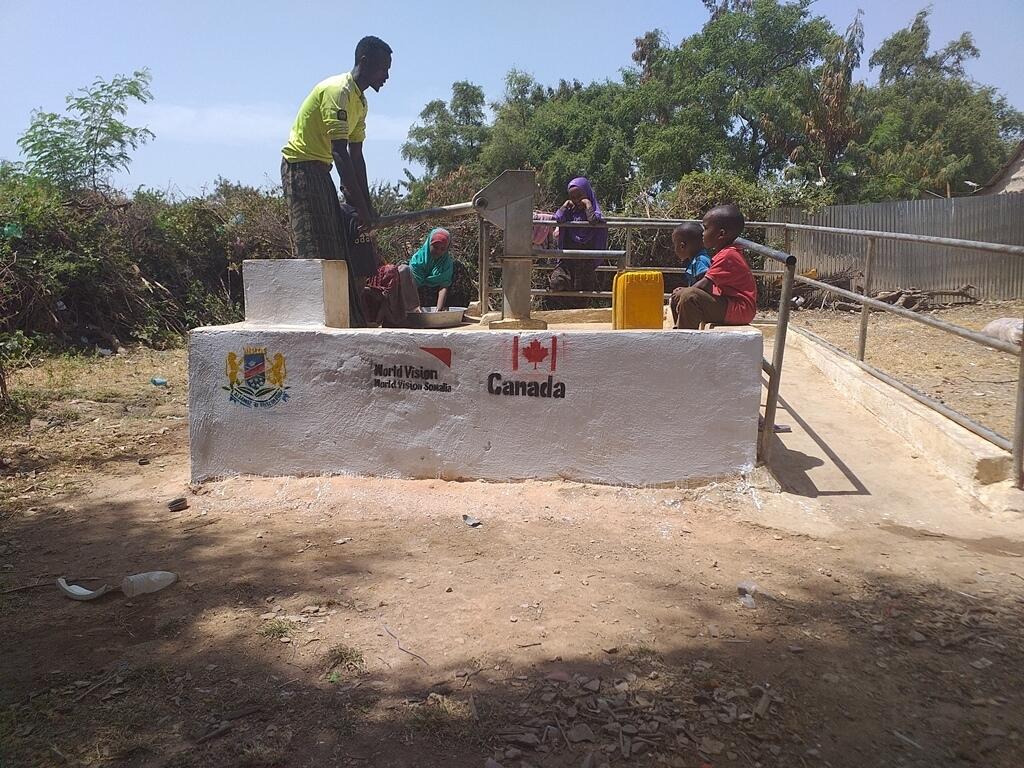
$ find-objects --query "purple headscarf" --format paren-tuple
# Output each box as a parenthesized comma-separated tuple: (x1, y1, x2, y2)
(554, 177, 608, 252)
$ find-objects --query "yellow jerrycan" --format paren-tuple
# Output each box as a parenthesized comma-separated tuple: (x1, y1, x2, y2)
(612, 270, 665, 329)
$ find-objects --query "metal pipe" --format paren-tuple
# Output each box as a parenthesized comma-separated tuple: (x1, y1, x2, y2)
(607, 218, 696, 227)
(1016, 315, 1024, 487)
(374, 201, 476, 230)
(747, 221, 1024, 257)
(478, 219, 489, 312)
(856, 237, 876, 361)
(532, 218, 691, 229)
(488, 288, 717, 301)
(524, 289, 614, 298)
(796, 275, 1019, 355)
(532, 216, 1024, 258)
(760, 260, 796, 461)
(735, 237, 797, 267)
(532, 248, 627, 259)
(532, 220, 610, 228)
(495, 264, 782, 276)
(792, 326, 1013, 452)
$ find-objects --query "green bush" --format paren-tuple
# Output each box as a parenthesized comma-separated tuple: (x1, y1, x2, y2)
(0, 171, 290, 351)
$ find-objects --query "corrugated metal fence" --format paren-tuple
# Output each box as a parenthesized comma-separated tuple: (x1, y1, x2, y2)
(772, 193, 1024, 299)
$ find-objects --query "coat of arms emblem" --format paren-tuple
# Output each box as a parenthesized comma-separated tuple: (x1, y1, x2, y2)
(223, 346, 289, 408)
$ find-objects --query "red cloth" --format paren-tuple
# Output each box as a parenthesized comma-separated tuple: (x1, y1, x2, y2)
(705, 245, 757, 324)
(364, 264, 406, 327)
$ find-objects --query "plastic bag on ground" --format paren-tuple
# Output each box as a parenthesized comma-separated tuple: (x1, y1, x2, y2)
(982, 318, 1022, 346)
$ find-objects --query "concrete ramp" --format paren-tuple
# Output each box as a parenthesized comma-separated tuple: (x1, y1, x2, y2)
(758, 336, 1024, 539)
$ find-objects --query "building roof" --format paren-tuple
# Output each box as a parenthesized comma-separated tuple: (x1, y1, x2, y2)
(981, 139, 1024, 195)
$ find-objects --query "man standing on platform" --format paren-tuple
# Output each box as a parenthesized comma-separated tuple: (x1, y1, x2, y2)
(281, 36, 392, 262)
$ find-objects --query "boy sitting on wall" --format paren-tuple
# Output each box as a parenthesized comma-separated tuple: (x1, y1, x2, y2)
(671, 204, 757, 330)
(668, 222, 712, 326)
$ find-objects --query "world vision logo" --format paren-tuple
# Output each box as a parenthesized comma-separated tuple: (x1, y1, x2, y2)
(223, 346, 290, 408)
(371, 346, 453, 394)
(487, 336, 566, 399)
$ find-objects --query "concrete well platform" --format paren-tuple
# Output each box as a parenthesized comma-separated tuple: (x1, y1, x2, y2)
(188, 259, 763, 485)
(188, 324, 763, 485)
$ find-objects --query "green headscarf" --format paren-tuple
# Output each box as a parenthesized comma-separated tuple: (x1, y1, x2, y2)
(409, 228, 454, 288)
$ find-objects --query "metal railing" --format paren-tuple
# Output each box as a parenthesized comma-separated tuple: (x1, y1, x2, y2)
(750, 222, 1023, 488)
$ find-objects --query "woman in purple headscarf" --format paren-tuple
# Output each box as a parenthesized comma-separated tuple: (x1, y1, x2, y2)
(548, 177, 607, 308)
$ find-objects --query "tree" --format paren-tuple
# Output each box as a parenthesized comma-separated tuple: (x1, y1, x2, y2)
(849, 9, 1023, 200)
(787, 12, 865, 189)
(701, 0, 754, 21)
(475, 70, 548, 183)
(18, 69, 154, 191)
(630, 0, 833, 183)
(477, 72, 637, 207)
(400, 3, 1023, 209)
(401, 81, 489, 179)
(868, 10, 978, 85)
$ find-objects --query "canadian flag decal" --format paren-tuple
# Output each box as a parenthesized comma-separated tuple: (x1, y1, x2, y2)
(511, 336, 557, 372)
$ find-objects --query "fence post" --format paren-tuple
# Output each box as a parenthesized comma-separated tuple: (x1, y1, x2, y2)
(857, 237, 876, 361)
(1015, 313, 1024, 489)
(625, 227, 633, 268)
(760, 258, 796, 461)
(478, 218, 489, 312)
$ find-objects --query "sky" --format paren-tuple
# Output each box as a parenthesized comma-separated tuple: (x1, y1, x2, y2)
(1, 0, 1022, 196)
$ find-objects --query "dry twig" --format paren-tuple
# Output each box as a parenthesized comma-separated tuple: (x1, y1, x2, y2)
(382, 623, 430, 666)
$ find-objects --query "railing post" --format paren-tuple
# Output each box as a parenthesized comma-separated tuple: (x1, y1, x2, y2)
(478, 218, 489, 312)
(1015, 312, 1024, 489)
(760, 258, 796, 462)
(857, 236, 876, 361)
(624, 227, 633, 268)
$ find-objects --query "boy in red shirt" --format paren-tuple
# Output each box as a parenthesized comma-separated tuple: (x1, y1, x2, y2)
(672, 204, 757, 329)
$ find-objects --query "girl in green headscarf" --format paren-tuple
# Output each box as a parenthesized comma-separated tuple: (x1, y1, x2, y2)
(406, 227, 454, 311)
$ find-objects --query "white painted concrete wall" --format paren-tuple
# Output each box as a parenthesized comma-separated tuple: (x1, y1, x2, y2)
(189, 326, 762, 485)
(243, 259, 349, 327)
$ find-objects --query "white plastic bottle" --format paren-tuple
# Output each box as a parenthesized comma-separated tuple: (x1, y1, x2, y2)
(120, 571, 177, 597)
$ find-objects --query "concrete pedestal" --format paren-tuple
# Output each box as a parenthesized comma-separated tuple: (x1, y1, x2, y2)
(243, 259, 349, 328)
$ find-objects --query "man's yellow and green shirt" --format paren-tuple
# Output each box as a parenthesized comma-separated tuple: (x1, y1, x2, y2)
(282, 72, 367, 164)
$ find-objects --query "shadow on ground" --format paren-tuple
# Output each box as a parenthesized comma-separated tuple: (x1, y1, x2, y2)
(2, 478, 1023, 768)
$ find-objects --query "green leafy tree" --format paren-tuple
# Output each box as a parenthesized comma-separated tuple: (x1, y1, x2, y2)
(848, 9, 1024, 200)
(18, 69, 154, 191)
(475, 70, 548, 183)
(400, 2, 1022, 210)
(401, 81, 489, 179)
(476, 71, 637, 207)
(630, 0, 832, 183)
(868, 10, 978, 84)
(786, 12, 866, 190)
(701, 0, 754, 21)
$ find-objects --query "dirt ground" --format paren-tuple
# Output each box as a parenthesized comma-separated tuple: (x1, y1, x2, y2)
(787, 300, 1023, 440)
(3, 346, 1024, 768)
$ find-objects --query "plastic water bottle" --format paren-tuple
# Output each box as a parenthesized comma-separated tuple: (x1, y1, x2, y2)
(120, 571, 177, 597)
